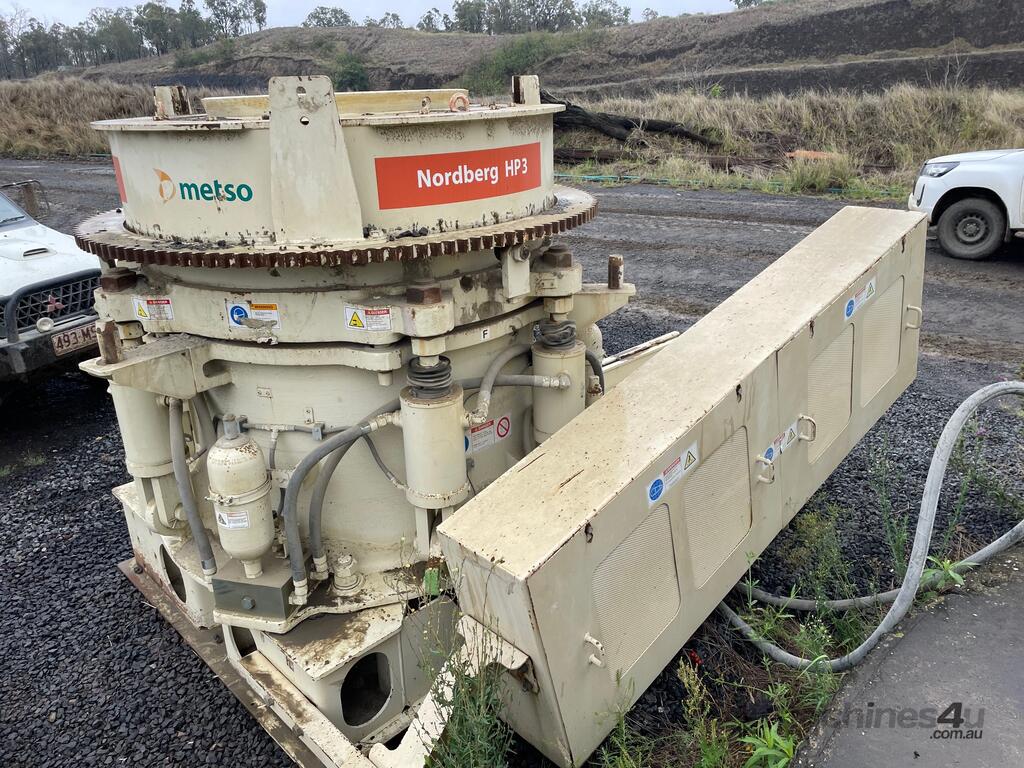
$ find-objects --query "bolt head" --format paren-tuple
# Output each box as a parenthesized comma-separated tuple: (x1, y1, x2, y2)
(406, 282, 443, 305)
(241, 596, 256, 610)
(99, 269, 138, 292)
(542, 244, 573, 268)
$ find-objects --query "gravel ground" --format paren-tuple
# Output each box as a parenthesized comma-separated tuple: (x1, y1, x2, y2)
(0, 159, 1021, 767)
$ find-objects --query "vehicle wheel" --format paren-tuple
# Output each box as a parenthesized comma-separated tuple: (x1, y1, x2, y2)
(936, 198, 1006, 260)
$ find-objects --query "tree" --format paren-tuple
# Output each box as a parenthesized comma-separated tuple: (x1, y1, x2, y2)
(303, 6, 355, 27)
(451, 0, 485, 32)
(332, 51, 369, 90)
(134, 2, 182, 55)
(250, 0, 267, 30)
(89, 8, 145, 63)
(483, 0, 522, 34)
(179, 0, 214, 47)
(364, 12, 403, 28)
(732, 0, 766, 7)
(524, 0, 580, 32)
(642, 8, 658, 21)
(579, 0, 629, 28)
(417, 8, 452, 32)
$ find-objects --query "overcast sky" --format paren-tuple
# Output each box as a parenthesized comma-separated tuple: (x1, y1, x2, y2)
(14, 0, 736, 27)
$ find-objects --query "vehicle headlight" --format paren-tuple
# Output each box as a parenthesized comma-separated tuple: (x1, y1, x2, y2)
(921, 161, 959, 178)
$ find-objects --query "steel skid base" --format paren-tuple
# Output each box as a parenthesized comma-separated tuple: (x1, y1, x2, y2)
(120, 559, 378, 768)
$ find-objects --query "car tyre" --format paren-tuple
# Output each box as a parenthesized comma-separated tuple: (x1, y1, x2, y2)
(936, 198, 1006, 260)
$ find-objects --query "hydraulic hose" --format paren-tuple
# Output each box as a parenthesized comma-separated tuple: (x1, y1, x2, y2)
(585, 348, 606, 394)
(304, 399, 401, 580)
(306, 372, 569, 574)
(192, 393, 216, 455)
(468, 344, 530, 425)
(720, 380, 1024, 672)
(168, 398, 217, 577)
(282, 420, 386, 601)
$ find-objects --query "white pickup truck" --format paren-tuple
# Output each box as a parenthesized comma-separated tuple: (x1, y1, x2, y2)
(909, 149, 1024, 260)
(0, 186, 100, 402)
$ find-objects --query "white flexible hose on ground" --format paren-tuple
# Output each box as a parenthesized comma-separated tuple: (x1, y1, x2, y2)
(719, 380, 1024, 672)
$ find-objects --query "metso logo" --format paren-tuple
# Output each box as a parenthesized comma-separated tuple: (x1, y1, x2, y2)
(154, 168, 254, 204)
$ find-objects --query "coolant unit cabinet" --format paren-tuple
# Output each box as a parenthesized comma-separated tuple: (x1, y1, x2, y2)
(439, 207, 927, 766)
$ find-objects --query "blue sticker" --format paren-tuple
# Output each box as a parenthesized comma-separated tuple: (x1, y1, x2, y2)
(464, 435, 470, 452)
(648, 478, 664, 503)
(844, 299, 855, 318)
(765, 446, 775, 461)
(229, 304, 249, 325)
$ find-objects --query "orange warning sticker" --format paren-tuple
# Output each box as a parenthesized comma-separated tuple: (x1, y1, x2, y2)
(374, 142, 542, 210)
(112, 155, 127, 204)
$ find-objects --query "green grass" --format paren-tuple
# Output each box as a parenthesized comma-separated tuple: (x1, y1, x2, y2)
(428, 637, 514, 768)
(868, 442, 910, 581)
(332, 51, 370, 92)
(460, 30, 604, 95)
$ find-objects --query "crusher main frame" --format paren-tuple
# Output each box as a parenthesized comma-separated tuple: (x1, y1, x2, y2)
(78, 74, 929, 768)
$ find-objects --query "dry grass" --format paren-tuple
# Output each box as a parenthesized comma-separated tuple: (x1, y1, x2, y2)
(0, 77, 235, 157)
(560, 84, 1024, 196)
(5, 77, 1024, 201)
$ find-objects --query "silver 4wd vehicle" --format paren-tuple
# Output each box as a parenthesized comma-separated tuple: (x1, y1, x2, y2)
(909, 149, 1024, 260)
(0, 184, 100, 401)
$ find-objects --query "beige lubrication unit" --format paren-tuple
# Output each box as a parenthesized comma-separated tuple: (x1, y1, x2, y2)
(78, 76, 927, 767)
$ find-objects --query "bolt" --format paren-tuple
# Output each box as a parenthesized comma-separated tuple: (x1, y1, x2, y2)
(607, 254, 624, 289)
(99, 268, 138, 292)
(406, 281, 442, 305)
(241, 596, 256, 610)
(542, 242, 573, 268)
(132, 562, 144, 574)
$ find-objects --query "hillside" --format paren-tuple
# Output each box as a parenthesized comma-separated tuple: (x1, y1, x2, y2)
(78, 0, 1024, 96)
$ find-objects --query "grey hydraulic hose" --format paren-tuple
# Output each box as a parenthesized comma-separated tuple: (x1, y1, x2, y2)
(469, 344, 530, 424)
(282, 421, 380, 599)
(720, 380, 1024, 672)
(585, 348, 606, 394)
(307, 372, 571, 570)
(192, 393, 216, 454)
(168, 398, 217, 577)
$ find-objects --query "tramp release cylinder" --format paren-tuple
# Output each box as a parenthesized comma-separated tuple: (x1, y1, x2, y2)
(532, 340, 587, 444)
(400, 384, 470, 509)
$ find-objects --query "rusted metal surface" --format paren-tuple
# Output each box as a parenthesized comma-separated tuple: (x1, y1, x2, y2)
(607, 254, 624, 289)
(74, 187, 598, 269)
(118, 559, 329, 768)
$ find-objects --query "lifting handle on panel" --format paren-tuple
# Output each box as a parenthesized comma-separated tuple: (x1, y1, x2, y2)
(905, 305, 923, 330)
(797, 414, 817, 442)
(755, 455, 775, 485)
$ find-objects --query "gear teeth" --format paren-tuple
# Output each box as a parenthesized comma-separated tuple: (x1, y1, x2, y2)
(75, 187, 597, 270)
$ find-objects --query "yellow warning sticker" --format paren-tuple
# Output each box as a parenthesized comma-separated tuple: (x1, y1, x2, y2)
(843, 276, 877, 322)
(132, 296, 173, 321)
(345, 305, 392, 331)
(345, 306, 365, 328)
(647, 440, 700, 506)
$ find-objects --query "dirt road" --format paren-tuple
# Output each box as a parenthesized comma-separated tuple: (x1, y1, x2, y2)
(0, 158, 1021, 768)
(4, 157, 1021, 372)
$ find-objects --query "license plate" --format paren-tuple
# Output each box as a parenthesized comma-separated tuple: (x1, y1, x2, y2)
(51, 324, 97, 356)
